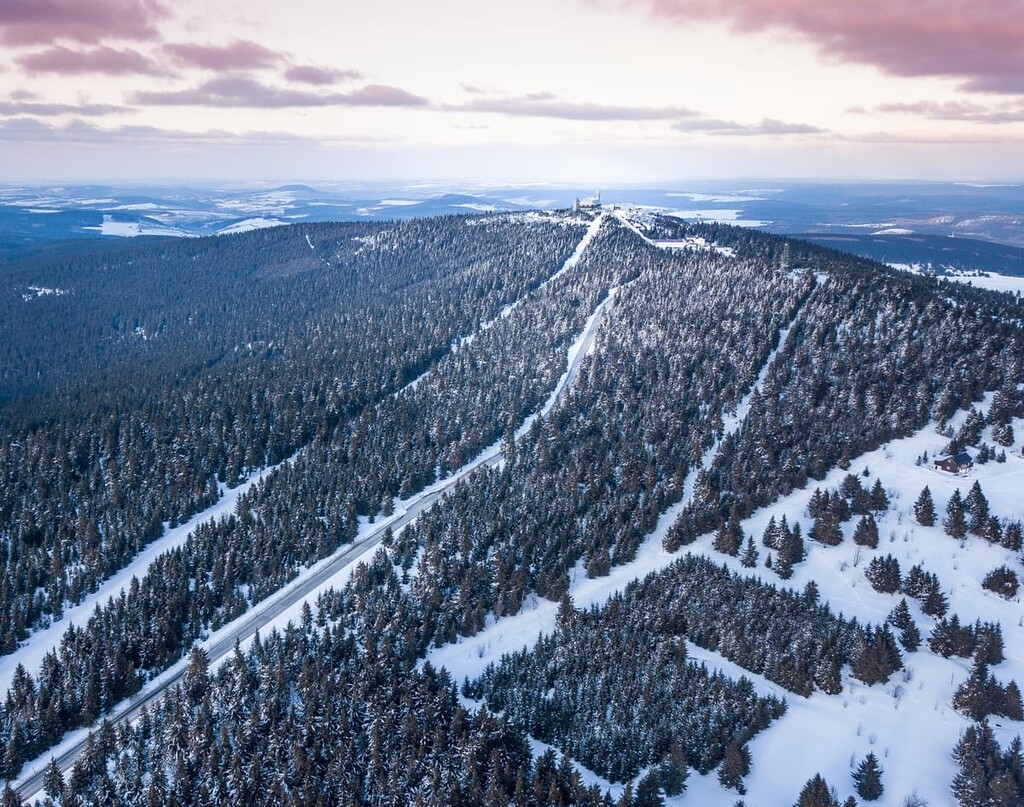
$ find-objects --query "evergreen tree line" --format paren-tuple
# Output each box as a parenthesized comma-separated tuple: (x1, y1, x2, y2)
(1, 214, 1021, 803)
(0, 216, 587, 651)
(0, 219, 638, 777)
(665, 236, 1024, 547)
(467, 587, 785, 784)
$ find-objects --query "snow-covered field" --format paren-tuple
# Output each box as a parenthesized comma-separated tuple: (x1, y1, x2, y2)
(82, 214, 192, 238)
(888, 263, 1024, 295)
(217, 217, 288, 234)
(651, 236, 736, 258)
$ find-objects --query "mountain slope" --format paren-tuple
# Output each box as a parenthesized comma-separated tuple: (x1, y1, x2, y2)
(1, 211, 1022, 807)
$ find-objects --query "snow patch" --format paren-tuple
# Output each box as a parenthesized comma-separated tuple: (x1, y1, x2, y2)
(21, 286, 69, 301)
(82, 215, 192, 238)
(217, 218, 288, 235)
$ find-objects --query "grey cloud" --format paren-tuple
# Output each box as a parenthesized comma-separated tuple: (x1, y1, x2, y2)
(131, 75, 428, 108)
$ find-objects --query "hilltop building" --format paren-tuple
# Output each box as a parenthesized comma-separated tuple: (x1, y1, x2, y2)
(573, 190, 601, 212)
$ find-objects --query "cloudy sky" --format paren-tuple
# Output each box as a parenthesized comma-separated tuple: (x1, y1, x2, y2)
(1, 0, 1023, 182)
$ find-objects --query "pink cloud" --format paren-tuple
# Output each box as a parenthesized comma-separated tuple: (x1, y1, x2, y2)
(859, 99, 1024, 124)
(0, 0, 167, 45)
(16, 45, 164, 75)
(163, 40, 281, 71)
(285, 65, 362, 85)
(131, 75, 429, 108)
(608, 0, 1024, 94)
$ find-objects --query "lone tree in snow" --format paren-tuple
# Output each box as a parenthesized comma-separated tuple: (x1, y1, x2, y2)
(852, 752, 884, 801)
(944, 489, 968, 540)
(913, 486, 935, 526)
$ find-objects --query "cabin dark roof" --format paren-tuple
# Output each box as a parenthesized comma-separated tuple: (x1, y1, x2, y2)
(952, 451, 973, 465)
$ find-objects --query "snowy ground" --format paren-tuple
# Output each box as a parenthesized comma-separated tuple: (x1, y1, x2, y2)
(82, 214, 192, 238)
(217, 217, 288, 234)
(888, 262, 1024, 295)
(650, 236, 736, 258)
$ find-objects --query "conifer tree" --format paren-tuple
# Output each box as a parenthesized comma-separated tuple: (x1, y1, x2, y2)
(740, 537, 759, 568)
(913, 486, 936, 526)
(887, 598, 912, 631)
(714, 510, 745, 557)
(945, 489, 968, 540)
(795, 774, 840, 807)
(634, 769, 664, 807)
(815, 652, 843, 695)
(869, 479, 888, 512)
(810, 511, 843, 547)
(657, 740, 688, 797)
(865, 555, 901, 594)
(718, 740, 750, 794)
(1001, 521, 1022, 551)
(852, 752, 883, 801)
(965, 481, 990, 536)
(852, 515, 879, 548)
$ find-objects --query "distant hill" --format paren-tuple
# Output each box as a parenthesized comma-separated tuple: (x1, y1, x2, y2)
(796, 231, 1024, 277)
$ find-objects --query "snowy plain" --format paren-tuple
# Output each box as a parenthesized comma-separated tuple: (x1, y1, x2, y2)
(888, 262, 1024, 295)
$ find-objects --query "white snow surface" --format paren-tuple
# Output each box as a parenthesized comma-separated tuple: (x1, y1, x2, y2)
(82, 215, 192, 238)
(217, 217, 288, 235)
(888, 263, 1024, 295)
(651, 236, 736, 258)
(0, 459, 294, 695)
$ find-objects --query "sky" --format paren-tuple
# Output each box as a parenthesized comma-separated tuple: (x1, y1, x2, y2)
(1, 0, 1023, 183)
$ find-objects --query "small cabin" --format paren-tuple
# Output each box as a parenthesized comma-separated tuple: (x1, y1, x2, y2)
(934, 452, 973, 474)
